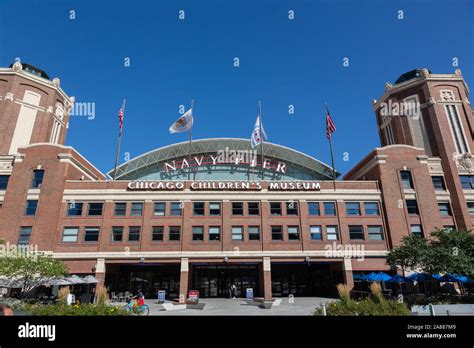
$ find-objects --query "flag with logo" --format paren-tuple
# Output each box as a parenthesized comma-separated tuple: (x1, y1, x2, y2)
(169, 109, 193, 134)
(250, 115, 267, 149)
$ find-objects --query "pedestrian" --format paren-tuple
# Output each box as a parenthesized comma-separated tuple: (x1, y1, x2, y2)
(231, 284, 237, 300)
(0, 304, 14, 316)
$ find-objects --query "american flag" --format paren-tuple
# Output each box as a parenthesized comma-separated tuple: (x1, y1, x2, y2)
(118, 107, 124, 134)
(326, 107, 336, 139)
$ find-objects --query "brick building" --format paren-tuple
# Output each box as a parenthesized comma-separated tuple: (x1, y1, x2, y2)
(0, 63, 472, 300)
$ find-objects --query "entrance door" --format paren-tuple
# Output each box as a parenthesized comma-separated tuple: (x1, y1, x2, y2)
(192, 264, 258, 298)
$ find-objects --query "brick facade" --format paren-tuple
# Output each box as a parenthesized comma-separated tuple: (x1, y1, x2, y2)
(0, 64, 473, 299)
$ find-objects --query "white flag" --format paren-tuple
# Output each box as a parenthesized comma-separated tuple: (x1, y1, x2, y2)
(169, 109, 193, 134)
(250, 115, 267, 148)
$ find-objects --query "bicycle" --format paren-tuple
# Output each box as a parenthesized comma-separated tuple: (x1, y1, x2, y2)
(122, 298, 150, 316)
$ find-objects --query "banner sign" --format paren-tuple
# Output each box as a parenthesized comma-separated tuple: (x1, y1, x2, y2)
(127, 181, 321, 191)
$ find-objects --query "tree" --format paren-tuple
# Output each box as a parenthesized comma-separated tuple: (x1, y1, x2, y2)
(387, 229, 474, 277)
(386, 235, 430, 276)
(0, 252, 69, 297)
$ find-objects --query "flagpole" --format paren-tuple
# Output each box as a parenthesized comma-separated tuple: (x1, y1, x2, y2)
(325, 102, 337, 184)
(188, 99, 194, 181)
(258, 100, 264, 180)
(113, 99, 126, 180)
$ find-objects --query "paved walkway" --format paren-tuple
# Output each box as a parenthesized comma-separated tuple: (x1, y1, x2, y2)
(125, 297, 334, 315)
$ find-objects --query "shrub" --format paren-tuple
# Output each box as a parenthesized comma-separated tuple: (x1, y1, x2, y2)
(369, 283, 383, 303)
(336, 284, 350, 303)
(96, 285, 108, 305)
(0, 298, 26, 311)
(26, 303, 131, 316)
(58, 287, 70, 305)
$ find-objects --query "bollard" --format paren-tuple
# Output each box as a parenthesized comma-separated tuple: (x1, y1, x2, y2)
(428, 303, 435, 316)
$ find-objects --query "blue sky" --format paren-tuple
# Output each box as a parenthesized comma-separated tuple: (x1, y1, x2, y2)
(1, 0, 473, 176)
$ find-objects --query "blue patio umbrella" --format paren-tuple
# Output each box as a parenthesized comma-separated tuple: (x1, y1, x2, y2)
(407, 273, 437, 282)
(386, 275, 414, 283)
(360, 272, 391, 281)
(438, 274, 469, 283)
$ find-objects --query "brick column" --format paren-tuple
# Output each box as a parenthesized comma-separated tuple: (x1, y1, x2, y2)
(342, 257, 354, 291)
(263, 257, 272, 300)
(94, 258, 106, 295)
(179, 258, 189, 303)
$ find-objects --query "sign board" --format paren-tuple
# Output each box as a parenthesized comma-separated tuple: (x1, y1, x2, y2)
(157, 290, 166, 303)
(188, 290, 199, 301)
(246, 288, 254, 299)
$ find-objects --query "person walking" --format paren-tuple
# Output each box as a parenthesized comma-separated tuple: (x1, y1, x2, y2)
(231, 284, 237, 300)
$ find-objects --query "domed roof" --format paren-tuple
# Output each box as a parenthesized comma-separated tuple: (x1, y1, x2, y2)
(108, 138, 339, 181)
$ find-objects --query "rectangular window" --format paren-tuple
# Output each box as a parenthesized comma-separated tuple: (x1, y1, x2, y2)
(192, 226, 204, 241)
(410, 224, 423, 237)
(209, 202, 221, 216)
(18, 227, 32, 245)
(288, 226, 300, 240)
(84, 227, 100, 242)
(169, 226, 181, 241)
(443, 225, 455, 232)
(432, 176, 445, 191)
(271, 226, 283, 241)
(270, 202, 282, 215)
(286, 202, 299, 215)
(209, 226, 221, 241)
(467, 202, 474, 215)
(128, 226, 141, 241)
(31, 169, 45, 189)
(170, 202, 182, 216)
(153, 202, 166, 216)
(232, 202, 243, 215)
(67, 202, 83, 216)
(326, 226, 339, 241)
(445, 104, 468, 154)
(0, 175, 9, 190)
(349, 225, 364, 240)
(364, 202, 380, 216)
(406, 200, 419, 215)
(130, 202, 143, 216)
(62, 227, 79, 242)
(460, 175, 474, 190)
(231, 226, 243, 241)
(368, 226, 383, 241)
(310, 225, 322, 240)
(323, 202, 336, 216)
(345, 202, 361, 216)
(308, 202, 320, 216)
(152, 226, 164, 241)
(248, 202, 260, 216)
(385, 123, 395, 145)
(248, 226, 260, 241)
(111, 227, 123, 242)
(87, 202, 103, 216)
(193, 202, 205, 216)
(438, 202, 452, 216)
(114, 203, 127, 216)
(25, 200, 38, 216)
(400, 170, 414, 189)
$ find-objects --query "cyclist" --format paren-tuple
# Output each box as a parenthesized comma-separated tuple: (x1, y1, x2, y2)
(132, 289, 145, 307)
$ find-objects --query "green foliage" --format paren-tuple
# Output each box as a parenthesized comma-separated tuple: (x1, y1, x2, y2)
(315, 298, 410, 316)
(26, 303, 131, 316)
(0, 252, 69, 296)
(387, 229, 474, 277)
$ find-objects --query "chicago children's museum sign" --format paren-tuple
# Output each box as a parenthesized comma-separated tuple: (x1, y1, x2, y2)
(127, 181, 321, 191)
